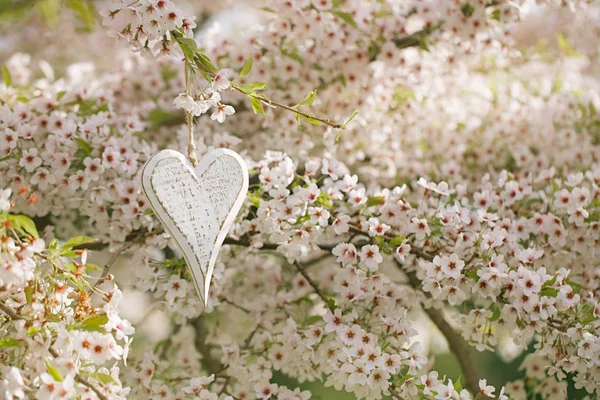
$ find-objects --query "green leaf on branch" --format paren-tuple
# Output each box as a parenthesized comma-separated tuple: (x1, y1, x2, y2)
(85, 263, 102, 271)
(177, 37, 197, 60)
(305, 315, 323, 325)
(2, 65, 11, 86)
(0, 337, 20, 348)
(25, 287, 33, 304)
(7, 214, 39, 238)
(366, 196, 386, 207)
(194, 52, 218, 73)
(389, 236, 405, 247)
(46, 361, 63, 382)
(315, 192, 333, 209)
(295, 214, 310, 225)
(78, 315, 109, 332)
(542, 275, 557, 289)
(74, 138, 92, 157)
(295, 90, 317, 108)
(239, 55, 253, 78)
(250, 97, 265, 114)
(296, 114, 323, 126)
(235, 82, 267, 94)
(95, 372, 118, 385)
(540, 287, 559, 298)
(336, 109, 359, 141)
(281, 48, 304, 64)
(489, 306, 501, 322)
(62, 236, 96, 250)
(331, 10, 359, 29)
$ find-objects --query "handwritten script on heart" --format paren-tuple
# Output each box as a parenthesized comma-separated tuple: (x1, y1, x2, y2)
(141, 149, 248, 306)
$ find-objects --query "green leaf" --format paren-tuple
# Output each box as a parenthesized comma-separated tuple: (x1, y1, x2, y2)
(2, 65, 11, 86)
(453, 376, 463, 392)
(177, 37, 198, 61)
(542, 275, 557, 289)
(249, 194, 261, 207)
(95, 372, 118, 385)
(63, 263, 77, 273)
(489, 306, 501, 322)
(37, 0, 61, 27)
(194, 52, 217, 73)
(236, 82, 267, 93)
(78, 315, 109, 332)
(366, 196, 386, 207)
(295, 90, 317, 108)
(46, 361, 64, 382)
(250, 97, 265, 114)
(393, 87, 415, 106)
(295, 214, 310, 225)
(239, 55, 253, 78)
(580, 313, 599, 325)
(8, 214, 39, 238)
(300, 115, 323, 126)
(85, 263, 102, 271)
(66, 0, 96, 31)
(74, 138, 92, 156)
(0, 337, 20, 348)
(153, 338, 168, 354)
(556, 33, 580, 57)
(25, 287, 33, 304)
(540, 287, 559, 297)
(281, 48, 304, 64)
(465, 269, 479, 282)
(56, 91, 66, 101)
(326, 298, 337, 310)
(315, 192, 333, 209)
(336, 109, 359, 141)
(62, 236, 97, 250)
(520, 197, 542, 209)
(331, 10, 358, 29)
(27, 326, 41, 337)
(389, 236, 405, 247)
(305, 315, 323, 325)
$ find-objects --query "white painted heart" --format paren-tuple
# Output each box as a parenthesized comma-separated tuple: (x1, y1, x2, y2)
(141, 149, 248, 306)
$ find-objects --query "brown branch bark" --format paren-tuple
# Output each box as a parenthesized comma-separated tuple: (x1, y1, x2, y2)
(396, 260, 480, 395)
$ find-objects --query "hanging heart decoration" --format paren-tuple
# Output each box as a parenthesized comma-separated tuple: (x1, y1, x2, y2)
(141, 149, 248, 306)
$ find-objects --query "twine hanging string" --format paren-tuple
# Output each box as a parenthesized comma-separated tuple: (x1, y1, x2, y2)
(184, 60, 199, 167)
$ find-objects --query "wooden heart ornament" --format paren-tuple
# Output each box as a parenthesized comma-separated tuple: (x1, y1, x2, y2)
(141, 149, 248, 306)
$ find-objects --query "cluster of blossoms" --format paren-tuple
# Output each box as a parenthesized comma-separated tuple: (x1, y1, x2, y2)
(0, 190, 134, 399)
(99, 0, 196, 58)
(1, 0, 600, 399)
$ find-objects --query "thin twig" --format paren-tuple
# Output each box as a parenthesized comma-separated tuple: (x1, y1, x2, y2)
(223, 237, 336, 251)
(293, 261, 333, 310)
(89, 240, 137, 292)
(0, 301, 110, 400)
(48, 347, 110, 400)
(184, 60, 199, 167)
(233, 87, 342, 129)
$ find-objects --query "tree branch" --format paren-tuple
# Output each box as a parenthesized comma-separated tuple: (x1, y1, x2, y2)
(394, 260, 480, 394)
(293, 261, 333, 311)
